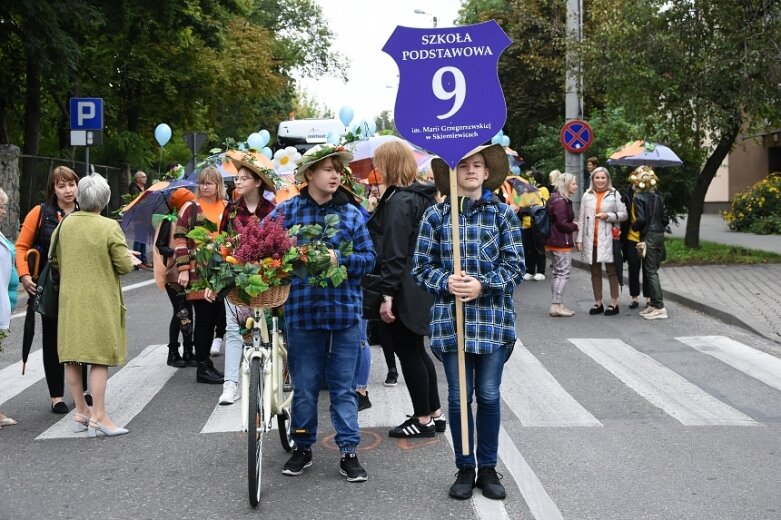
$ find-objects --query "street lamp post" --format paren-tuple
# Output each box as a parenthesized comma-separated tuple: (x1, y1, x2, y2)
(414, 8, 438, 28)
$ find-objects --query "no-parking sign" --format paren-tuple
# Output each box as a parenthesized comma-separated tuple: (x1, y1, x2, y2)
(560, 119, 593, 154)
(383, 21, 511, 167)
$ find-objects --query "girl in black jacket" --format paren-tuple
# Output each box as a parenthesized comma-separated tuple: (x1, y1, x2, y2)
(367, 140, 444, 438)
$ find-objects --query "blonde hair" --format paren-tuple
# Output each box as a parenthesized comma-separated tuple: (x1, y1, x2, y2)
(553, 172, 576, 201)
(374, 141, 418, 188)
(549, 169, 561, 185)
(588, 166, 613, 192)
(197, 166, 226, 200)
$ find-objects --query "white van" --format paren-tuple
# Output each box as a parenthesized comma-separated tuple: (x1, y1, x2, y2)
(276, 118, 346, 153)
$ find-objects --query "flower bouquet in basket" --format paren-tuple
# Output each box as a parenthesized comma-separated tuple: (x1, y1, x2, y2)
(186, 216, 298, 307)
(288, 213, 353, 288)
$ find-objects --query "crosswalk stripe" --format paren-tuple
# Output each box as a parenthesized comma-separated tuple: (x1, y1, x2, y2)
(503, 341, 602, 427)
(36, 344, 178, 439)
(357, 349, 410, 429)
(676, 336, 781, 392)
(569, 339, 758, 426)
(498, 426, 564, 520)
(201, 400, 243, 433)
(0, 350, 45, 407)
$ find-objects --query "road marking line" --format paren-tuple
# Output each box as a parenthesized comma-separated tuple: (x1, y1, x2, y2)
(569, 338, 757, 426)
(676, 336, 781, 392)
(36, 344, 178, 439)
(504, 341, 602, 427)
(201, 400, 243, 433)
(499, 426, 565, 520)
(0, 350, 45, 407)
(357, 347, 410, 429)
(11, 278, 157, 320)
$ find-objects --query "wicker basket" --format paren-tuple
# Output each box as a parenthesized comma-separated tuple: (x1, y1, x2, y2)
(227, 284, 290, 308)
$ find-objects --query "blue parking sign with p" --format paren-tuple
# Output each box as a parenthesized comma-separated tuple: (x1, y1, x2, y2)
(70, 98, 103, 130)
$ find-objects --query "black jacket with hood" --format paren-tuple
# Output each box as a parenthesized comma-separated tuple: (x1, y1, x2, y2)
(367, 182, 437, 336)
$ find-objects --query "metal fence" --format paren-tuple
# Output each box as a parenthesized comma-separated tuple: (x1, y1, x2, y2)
(19, 155, 125, 217)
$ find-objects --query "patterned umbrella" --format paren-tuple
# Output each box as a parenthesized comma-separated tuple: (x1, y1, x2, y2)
(346, 135, 432, 179)
(607, 141, 683, 167)
(121, 180, 196, 245)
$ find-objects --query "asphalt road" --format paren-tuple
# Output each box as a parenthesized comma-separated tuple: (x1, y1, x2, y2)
(1, 267, 781, 520)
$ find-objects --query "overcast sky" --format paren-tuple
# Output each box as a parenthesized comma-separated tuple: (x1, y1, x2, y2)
(295, 0, 463, 123)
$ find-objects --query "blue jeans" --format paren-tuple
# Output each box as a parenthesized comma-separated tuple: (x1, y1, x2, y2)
(354, 319, 371, 391)
(440, 346, 507, 469)
(223, 301, 244, 384)
(287, 324, 361, 454)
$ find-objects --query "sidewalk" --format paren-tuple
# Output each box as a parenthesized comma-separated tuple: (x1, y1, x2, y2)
(659, 214, 781, 342)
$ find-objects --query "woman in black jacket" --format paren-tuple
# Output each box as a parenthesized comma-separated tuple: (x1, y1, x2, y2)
(545, 172, 579, 317)
(367, 140, 444, 438)
(630, 166, 669, 320)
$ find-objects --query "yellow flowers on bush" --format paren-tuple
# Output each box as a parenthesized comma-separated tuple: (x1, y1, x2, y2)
(722, 173, 781, 234)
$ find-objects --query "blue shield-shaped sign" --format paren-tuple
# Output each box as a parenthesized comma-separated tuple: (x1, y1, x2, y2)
(383, 21, 511, 169)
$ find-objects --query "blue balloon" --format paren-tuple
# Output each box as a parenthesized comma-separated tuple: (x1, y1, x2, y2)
(339, 106, 354, 126)
(238, 142, 247, 151)
(155, 123, 172, 147)
(258, 129, 271, 148)
(247, 132, 263, 150)
(261, 146, 272, 159)
(511, 166, 521, 175)
(326, 131, 340, 144)
(501, 135, 511, 147)
(366, 119, 377, 135)
(491, 130, 504, 145)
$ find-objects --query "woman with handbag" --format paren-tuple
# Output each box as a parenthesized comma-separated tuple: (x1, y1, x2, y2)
(54, 174, 140, 437)
(575, 167, 628, 316)
(367, 140, 444, 438)
(15, 166, 88, 414)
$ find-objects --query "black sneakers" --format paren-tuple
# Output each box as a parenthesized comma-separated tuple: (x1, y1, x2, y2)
(476, 467, 506, 500)
(388, 417, 436, 438)
(384, 368, 398, 387)
(357, 391, 372, 411)
(433, 414, 447, 433)
(282, 448, 313, 476)
(449, 468, 476, 499)
(340, 453, 368, 482)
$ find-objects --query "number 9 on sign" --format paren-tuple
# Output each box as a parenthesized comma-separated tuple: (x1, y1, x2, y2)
(433, 66, 466, 120)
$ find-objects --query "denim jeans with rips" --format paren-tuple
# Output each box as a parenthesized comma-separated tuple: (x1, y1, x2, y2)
(287, 324, 361, 454)
(440, 345, 507, 469)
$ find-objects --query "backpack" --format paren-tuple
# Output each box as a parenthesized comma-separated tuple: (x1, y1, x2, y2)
(530, 204, 550, 241)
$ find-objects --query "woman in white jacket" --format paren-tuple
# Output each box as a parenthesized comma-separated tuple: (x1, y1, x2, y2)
(576, 167, 627, 315)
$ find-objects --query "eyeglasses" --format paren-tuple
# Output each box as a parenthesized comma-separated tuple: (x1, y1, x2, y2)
(233, 176, 253, 183)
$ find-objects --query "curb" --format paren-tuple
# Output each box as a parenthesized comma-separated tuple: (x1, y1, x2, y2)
(571, 258, 781, 345)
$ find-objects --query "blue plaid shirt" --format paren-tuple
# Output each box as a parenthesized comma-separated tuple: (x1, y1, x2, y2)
(268, 189, 375, 331)
(412, 190, 525, 354)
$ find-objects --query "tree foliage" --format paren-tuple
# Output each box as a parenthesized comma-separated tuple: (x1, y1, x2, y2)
(0, 0, 345, 199)
(583, 0, 781, 246)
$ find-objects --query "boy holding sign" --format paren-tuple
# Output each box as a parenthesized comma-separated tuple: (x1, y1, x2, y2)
(411, 144, 525, 500)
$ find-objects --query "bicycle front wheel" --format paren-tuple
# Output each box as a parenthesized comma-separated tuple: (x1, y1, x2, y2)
(248, 357, 265, 507)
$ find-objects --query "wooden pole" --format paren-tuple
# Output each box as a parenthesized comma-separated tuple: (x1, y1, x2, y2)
(448, 167, 469, 456)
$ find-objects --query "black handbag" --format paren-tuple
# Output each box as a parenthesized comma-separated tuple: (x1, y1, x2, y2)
(360, 274, 383, 321)
(34, 224, 62, 318)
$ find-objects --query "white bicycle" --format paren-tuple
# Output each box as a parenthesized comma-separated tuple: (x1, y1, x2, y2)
(238, 304, 294, 507)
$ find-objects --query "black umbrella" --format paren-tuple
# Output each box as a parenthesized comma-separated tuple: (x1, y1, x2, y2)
(21, 249, 41, 375)
(612, 237, 624, 289)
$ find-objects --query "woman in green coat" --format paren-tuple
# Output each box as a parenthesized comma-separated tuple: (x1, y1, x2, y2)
(54, 174, 140, 437)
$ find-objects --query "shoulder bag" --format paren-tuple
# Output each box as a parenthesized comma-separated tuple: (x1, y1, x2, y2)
(34, 223, 62, 317)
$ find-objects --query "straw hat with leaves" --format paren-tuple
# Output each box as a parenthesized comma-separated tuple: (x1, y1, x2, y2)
(225, 149, 280, 193)
(430, 143, 509, 196)
(294, 144, 354, 183)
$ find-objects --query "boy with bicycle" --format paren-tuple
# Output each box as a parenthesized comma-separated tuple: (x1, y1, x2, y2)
(266, 144, 376, 482)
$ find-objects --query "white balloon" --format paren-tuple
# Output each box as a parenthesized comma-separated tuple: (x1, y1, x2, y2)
(247, 132, 264, 150)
